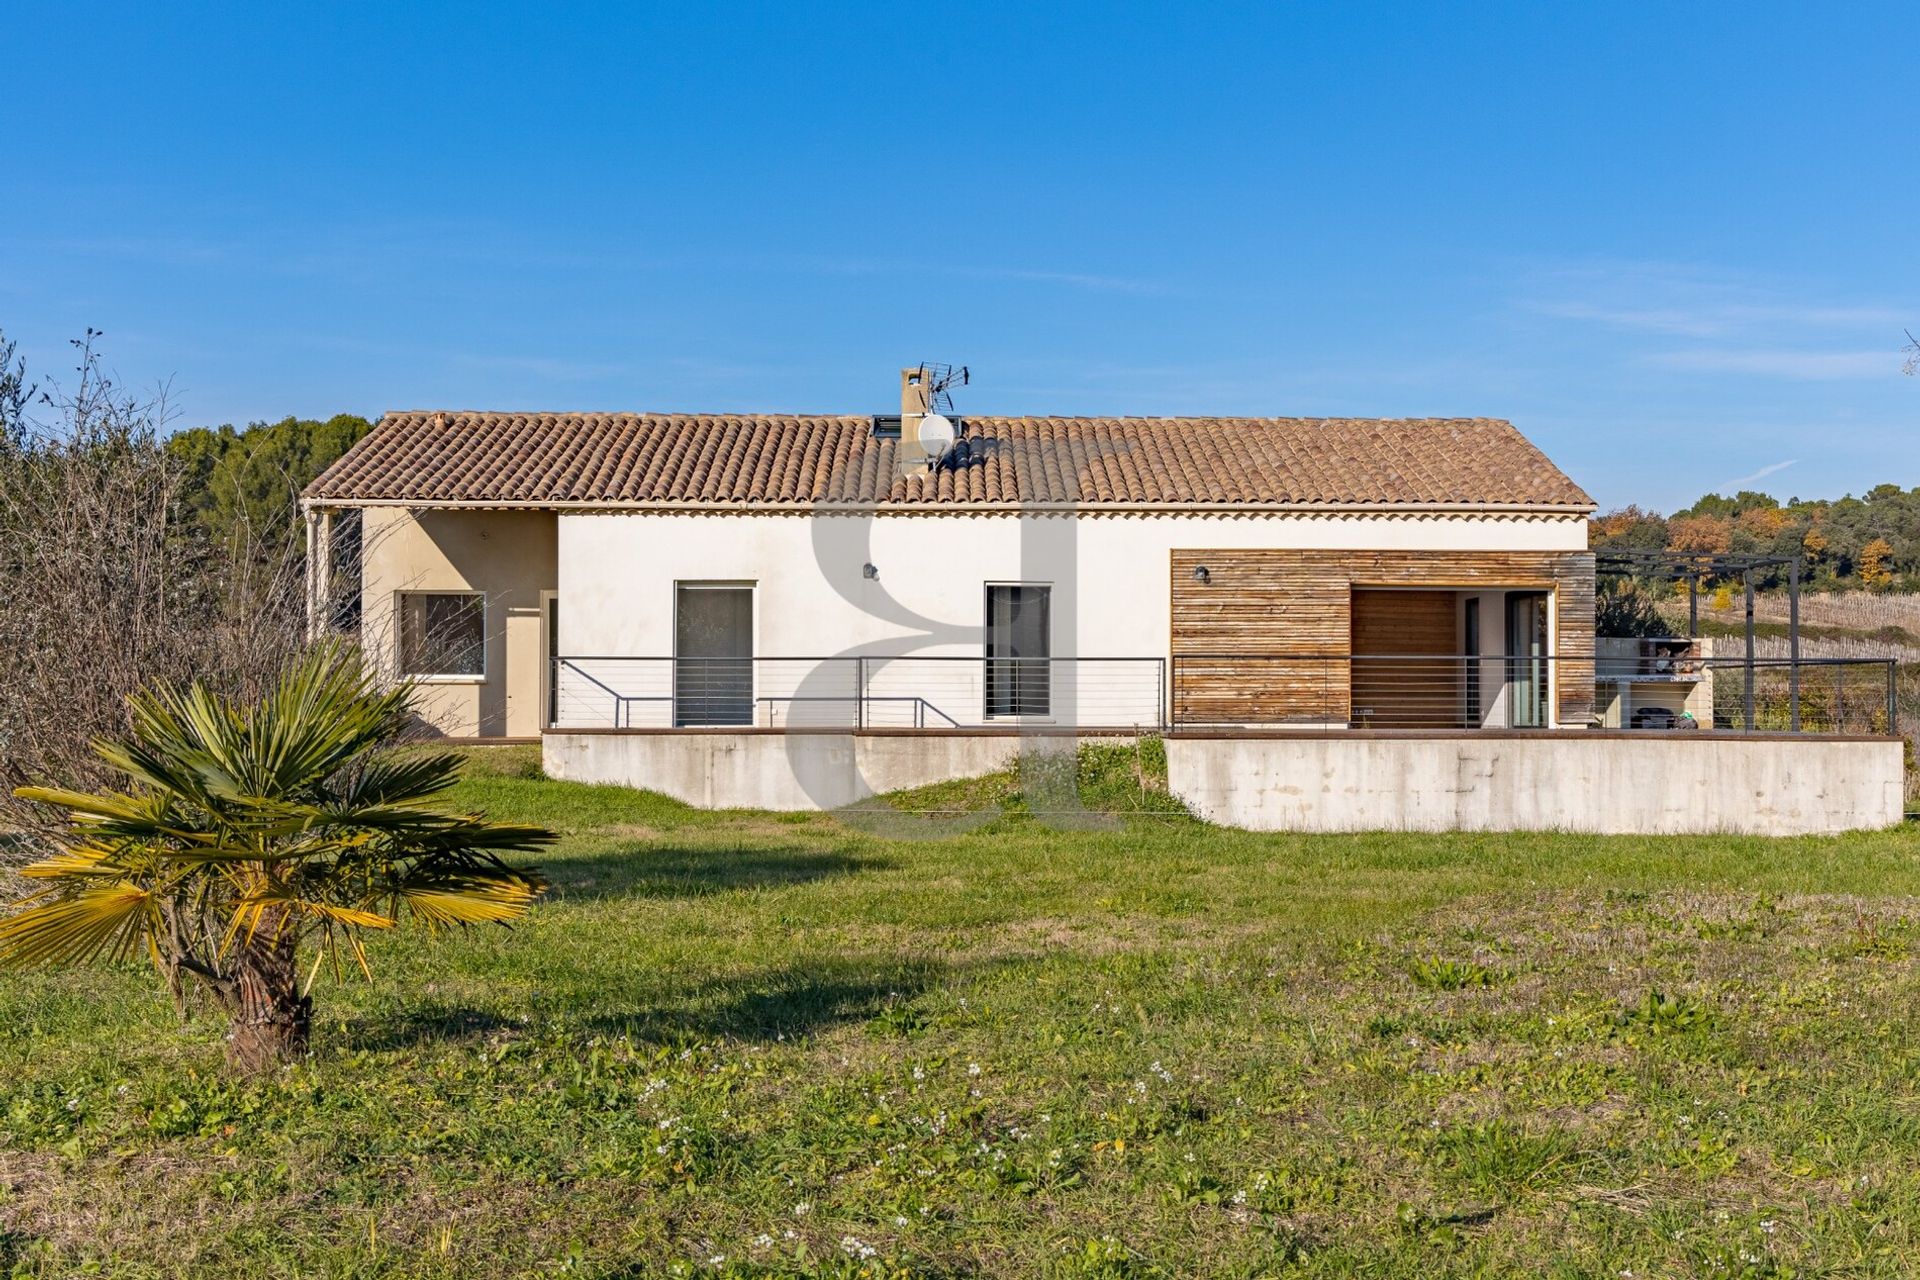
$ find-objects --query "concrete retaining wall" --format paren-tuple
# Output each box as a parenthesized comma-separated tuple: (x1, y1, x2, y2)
(547, 728, 1905, 834)
(543, 731, 1027, 811)
(1165, 733, 1906, 836)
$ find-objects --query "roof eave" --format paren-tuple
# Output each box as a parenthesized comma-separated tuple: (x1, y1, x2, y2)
(300, 496, 1597, 517)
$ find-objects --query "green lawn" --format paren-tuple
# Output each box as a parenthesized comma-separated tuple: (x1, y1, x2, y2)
(5, 744, 1920, 1278)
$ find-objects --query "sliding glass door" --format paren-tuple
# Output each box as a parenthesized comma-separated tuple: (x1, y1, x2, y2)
(1505, 591, 1550, 728)
(675, 584, 753, 726)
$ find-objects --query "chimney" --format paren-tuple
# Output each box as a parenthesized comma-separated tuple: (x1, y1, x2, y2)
(897, 366, 935, 474)
(901, 366, 933, 416)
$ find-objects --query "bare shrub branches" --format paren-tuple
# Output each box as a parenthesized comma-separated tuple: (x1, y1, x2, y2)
(0, 331, 316, 846)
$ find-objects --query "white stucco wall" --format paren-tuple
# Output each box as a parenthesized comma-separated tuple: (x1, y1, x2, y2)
(552, 510, 1587, 728)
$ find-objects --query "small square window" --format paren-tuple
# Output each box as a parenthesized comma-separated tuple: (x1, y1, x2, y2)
(399, 592, 484, 677)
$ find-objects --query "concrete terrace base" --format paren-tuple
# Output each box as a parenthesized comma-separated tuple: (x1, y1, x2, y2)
(545, 727, 1906, 835)
(1164, 731, 1906, 836)
(543, 729, 1037, 811)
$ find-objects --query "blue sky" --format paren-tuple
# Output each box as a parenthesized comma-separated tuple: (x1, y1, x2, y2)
(3, 2, 1914, 510)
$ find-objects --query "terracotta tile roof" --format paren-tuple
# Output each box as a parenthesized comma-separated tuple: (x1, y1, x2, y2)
(304, 412, 1593, 511)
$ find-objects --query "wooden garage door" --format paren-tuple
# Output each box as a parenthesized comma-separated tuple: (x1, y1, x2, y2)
(1350, 589, 1458, 728)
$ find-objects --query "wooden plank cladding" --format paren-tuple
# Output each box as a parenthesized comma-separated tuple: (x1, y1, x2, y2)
(1170, 549, 1595, 726)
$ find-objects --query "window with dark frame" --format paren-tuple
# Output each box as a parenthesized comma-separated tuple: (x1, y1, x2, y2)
(399, 592, 485, 677)
(674, 583, 754, 727)
(985, 584, 1051, 717)
(1463, 597, 1481, 727)
(1505, 591, 1550, 728)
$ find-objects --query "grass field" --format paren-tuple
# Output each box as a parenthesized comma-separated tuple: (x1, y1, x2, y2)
(5, 744, 1920, 1277)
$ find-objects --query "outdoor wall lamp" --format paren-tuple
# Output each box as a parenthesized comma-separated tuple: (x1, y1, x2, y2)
(862, 562, 879, 580)
(1191, 565, 1211, 584)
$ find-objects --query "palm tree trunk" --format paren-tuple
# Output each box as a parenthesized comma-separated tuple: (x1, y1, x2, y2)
(223, 922, 311, 1074)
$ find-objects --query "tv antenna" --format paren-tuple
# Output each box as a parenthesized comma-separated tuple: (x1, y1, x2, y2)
(913, 363, 969, 416)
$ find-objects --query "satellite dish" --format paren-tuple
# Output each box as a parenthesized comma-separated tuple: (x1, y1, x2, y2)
(915, 412, 956, 454)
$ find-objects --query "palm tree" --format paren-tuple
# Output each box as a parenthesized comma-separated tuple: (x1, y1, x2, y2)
(0, 646, 553, 1073)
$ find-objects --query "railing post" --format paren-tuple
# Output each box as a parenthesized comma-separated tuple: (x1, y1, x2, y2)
(1158, 657, 1167, 731)
(1743, 570, 1756, 732)
(856, 655, 866, 731)
(1788, 559, 1802, 732)
(1887, 660, 1898, 735)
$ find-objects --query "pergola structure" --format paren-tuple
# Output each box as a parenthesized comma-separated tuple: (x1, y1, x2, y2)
(1595, 548, 1805, 731)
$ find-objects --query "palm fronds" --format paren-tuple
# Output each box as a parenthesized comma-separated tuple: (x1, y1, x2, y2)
(0, 883, 158, 966)
(1, 644, 553, 1007)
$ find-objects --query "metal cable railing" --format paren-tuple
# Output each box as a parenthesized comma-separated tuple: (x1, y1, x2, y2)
(550, 656, 1167, 731)
(546, 653, 1899, 735)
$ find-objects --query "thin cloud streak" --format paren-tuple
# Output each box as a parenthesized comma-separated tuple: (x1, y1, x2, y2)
(1530, 299, 1907, 338)
(1518, 261, 1911, 361)
(1643, 348, 1897, 380)
(445, 353, 631, 381)
(782, 254, 1165, 295)
(1721, 458, 1798, 489)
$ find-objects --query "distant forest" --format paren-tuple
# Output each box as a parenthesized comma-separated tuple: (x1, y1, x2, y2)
(165, 413, 371, 548)
(1591, 485, 1919, 592)
(163, 414, 1918, 596)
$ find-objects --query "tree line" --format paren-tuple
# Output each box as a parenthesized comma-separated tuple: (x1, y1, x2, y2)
(166, 412, 371, 551)
(1591, 485, 1919, 592)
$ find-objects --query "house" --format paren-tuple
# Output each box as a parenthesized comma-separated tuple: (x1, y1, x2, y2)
(300, 370, 1904, 834)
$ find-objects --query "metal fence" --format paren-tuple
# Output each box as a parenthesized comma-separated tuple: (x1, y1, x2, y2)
(1169, 653, 1563, 730)
(550, 653, 1899, 735)
(1696, 656, 1901, 736)
(552, 656, 1167, 730)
